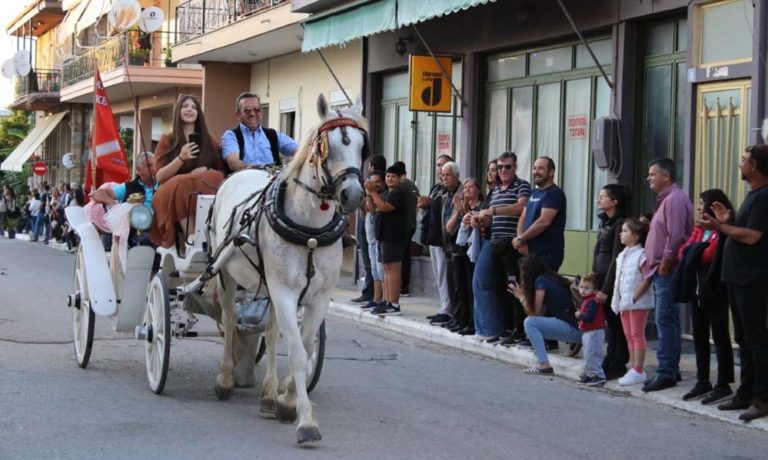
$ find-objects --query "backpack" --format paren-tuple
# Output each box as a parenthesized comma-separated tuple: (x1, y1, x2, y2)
(230, 125, 281, 166)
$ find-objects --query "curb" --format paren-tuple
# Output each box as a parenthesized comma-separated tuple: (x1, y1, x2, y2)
(328, 301, 768, 432)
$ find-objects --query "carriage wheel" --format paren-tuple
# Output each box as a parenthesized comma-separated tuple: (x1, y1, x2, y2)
(305, 320, 325, 393)
(143, 274, 171, 395)
(73, 247, 95, 369)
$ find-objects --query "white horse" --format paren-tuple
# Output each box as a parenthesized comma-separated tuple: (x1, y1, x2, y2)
(207, 94, 366, 445)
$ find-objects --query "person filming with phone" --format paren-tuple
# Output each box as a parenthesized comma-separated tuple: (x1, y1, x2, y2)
(150, 94, 225, 249)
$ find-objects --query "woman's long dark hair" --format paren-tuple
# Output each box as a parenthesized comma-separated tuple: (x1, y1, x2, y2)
(518, 255, 571, 315)
(699, 188, 733, 217)
(158, 95, 220, 170)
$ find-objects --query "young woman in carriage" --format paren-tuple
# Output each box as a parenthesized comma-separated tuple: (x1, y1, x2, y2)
(150, 94, 226, 249)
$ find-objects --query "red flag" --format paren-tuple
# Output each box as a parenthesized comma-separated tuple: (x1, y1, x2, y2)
(85, 69, 130, 195)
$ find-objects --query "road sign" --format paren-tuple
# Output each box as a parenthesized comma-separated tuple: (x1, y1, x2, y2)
(409, 55, 452, 113)
(33, 161, 47, 176)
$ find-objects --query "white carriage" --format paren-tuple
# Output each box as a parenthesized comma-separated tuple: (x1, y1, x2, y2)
(64, 194, 325, 395)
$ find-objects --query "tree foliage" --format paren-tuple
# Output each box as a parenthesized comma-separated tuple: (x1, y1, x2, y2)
(0, 111, 31, 196)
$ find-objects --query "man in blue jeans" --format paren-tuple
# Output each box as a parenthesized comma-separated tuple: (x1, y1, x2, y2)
(642, 158, 693, 392)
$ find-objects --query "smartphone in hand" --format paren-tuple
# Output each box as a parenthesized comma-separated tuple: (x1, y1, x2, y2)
(188, 132, 201, 145)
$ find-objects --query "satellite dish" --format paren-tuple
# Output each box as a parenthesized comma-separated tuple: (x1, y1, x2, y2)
(138, 7, 164, 33)
(16, 59, 31, 77)
(108, 0, 141, 31)
(13, 50, 31, 76)
(1, 60, 15, 79)
(62, 153, 75, 170)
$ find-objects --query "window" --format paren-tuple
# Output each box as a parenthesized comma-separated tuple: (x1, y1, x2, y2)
(698, 0, 753, 66)
(279, 98, 296, 138)
(378, 61, 462, 192)
(484, 38, 612, 231)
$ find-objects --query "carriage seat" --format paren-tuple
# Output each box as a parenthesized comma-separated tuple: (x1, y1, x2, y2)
(157, 194, 215, 275)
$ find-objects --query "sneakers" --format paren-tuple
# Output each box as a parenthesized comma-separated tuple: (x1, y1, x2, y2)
(351, 295, 372, 303)
(370, 302, 401, 316)
(429, 314, 452, 325)
(682, 381, 713, 401)
(618, 368, 648, 386)
(583, 375, 607, 387)
(399, 290, 411, 297)
(701, 384, 733, 405)
(360, 300, 381, 310)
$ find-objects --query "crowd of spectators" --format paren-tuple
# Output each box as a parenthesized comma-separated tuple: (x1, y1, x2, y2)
(1, 181, 84, 252)
(352, 145, 768, 423)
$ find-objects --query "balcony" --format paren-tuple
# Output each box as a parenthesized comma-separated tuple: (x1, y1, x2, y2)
(60, 33, 203, 104)
(175, 0, 289, 43)
(8, 69, 61, 111)
(172, 0, 305, 64)
(6, 0, 65, 37)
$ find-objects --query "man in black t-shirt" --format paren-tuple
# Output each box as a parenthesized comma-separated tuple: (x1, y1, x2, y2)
(366, 165, 409, 316)
(699, 144, 768, 422)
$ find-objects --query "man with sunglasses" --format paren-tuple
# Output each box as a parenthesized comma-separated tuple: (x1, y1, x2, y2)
(221, 92, 298, 172)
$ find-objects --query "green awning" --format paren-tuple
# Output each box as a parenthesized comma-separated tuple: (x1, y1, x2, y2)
(302, 0, 397, 52)
(397, 0, 496, 27)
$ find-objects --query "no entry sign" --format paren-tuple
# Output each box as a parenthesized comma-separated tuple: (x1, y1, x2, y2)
(33, 161, 47, 176)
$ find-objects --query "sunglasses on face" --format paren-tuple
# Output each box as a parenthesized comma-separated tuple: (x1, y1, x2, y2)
(498, 164, 514, 170)
(240, 107, 261, 114)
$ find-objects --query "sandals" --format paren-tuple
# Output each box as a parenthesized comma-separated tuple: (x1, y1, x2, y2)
(523, 366, 554, 375)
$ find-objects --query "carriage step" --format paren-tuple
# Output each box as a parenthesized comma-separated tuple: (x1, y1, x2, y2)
(67, 293, 81, 309)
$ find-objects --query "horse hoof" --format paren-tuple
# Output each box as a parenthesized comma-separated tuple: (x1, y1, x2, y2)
(234, 381, 255, 389)
(297, 425, 322, 445)
(260, 398, 277, 415)
(276, 403, 297, 424)
(214, 385, 234, 401)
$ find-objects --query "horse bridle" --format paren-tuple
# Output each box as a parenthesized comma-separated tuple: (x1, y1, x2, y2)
(292, 116, 366, 202)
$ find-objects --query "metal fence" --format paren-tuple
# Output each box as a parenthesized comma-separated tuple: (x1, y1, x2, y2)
(175, 0, 288, 44)
(13, 69, 61, 99)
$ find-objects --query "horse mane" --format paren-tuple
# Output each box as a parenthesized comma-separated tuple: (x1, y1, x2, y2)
(282, 107, 369, 179)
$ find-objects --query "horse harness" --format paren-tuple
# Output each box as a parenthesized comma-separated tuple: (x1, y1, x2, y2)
(201, 116, 366, 307)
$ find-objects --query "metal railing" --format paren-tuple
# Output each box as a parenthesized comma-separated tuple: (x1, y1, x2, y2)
(61, 31, 180, 87)
(13, 69, 61, 99)
(175, 0, 288, 44)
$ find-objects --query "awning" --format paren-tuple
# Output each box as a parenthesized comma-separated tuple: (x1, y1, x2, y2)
(56, 0, 112, 46)
(397, 0, 496, 27)
(0, 111, 68, 172)
(302, 0, 397, 52)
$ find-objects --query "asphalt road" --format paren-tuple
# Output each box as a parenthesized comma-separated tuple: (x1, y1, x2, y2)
(1, 238, 766, 459)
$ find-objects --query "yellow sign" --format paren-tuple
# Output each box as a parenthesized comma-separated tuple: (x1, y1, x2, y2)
(409, 55, 452, 113)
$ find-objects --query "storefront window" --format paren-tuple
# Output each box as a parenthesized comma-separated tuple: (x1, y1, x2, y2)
(510, 86, 533, 182)
(575, 39, 612, 68)
(377, 62, 462, 192)
(488, 54, 525, 82)
(529, 46, 571, 76)
(486, 88, 508, 161)
(535, 82, 561, 160)
(563, 78, 591, 230)
(699, 0, 753, 65)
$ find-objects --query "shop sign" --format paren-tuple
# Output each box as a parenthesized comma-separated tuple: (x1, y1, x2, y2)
(33, 161, 47, 176)
(438, 133, 452, 155)
(568, 115, 587, 139)
(409, 55, 452, 113)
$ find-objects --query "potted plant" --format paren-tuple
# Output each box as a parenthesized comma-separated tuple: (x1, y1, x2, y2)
(162, 46, 176, 67)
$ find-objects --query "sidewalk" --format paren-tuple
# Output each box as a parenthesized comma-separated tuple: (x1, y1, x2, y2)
(17, 234, 768, 432)
(329, 279, 768, 432)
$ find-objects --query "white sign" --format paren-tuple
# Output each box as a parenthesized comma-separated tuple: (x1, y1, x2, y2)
(568, 115, 588, 140)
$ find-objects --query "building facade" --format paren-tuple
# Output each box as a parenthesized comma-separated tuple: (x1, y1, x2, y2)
(299, 0, 767, 286)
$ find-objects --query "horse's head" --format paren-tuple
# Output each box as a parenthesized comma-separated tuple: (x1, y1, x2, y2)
(311, 94, 367, 214)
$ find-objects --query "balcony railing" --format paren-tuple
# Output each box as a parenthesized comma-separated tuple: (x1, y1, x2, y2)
(62, 32, 178, 87)
(175, 0, 288, 44)
(13, 69, 61, 99)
